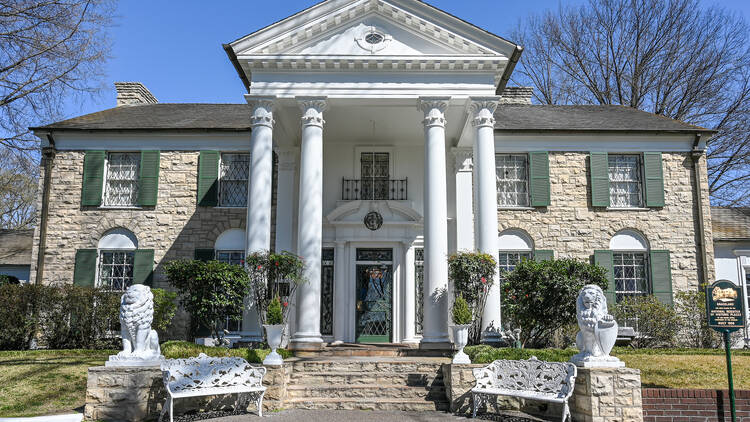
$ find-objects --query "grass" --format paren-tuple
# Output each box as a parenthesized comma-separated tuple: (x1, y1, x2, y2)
(2, 344, 749, 417)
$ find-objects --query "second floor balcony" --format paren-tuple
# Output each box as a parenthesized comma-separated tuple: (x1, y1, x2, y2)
(342, 178, 408, 201)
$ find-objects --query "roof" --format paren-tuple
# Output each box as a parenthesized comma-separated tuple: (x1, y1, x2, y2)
(33, 102, 712, 133)
(494, 104, 713, 133)
(32, 104, 252, 131)
(0, 229, 33, 266)
(712, 207, 750, 241)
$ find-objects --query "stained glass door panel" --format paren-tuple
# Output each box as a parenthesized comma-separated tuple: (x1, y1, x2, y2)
(355, 264, 392, 343)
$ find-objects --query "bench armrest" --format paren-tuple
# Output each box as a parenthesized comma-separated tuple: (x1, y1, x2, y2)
(472, 366, 497, 389)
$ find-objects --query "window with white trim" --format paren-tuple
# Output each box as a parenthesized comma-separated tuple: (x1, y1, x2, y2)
(497, 229, 534, 280)
(103, 152, 140, 207)
(613, 252, 649, 302)
(496, 154, 529, 207)
(97, 228, 137, 291)
(608, 155, 643, 208)
(219, 153, 250, 207)
(498, 251, 532, 280)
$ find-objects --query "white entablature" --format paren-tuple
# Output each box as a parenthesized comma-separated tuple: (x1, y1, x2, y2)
(225, 0, 520, 98)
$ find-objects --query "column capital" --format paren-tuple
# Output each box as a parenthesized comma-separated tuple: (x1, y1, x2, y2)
(418, 97, 451, 128)
(297, 96, 329, 128)
(451, 148, 473, 172)
(468, 96, 501, 129)
(245, 95, 277, 129)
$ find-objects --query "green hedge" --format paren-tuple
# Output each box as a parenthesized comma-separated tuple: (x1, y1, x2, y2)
(161, 340, 293, 363)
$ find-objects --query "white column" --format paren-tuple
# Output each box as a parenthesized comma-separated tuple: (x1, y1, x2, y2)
(291, 97, 328, 348)
(418, 97, 451, 348)
(332, 240, 348, 342)
(470, 97, 502, 344)
(242, 95, 276, 341)
(275, 148, 298, 343)
(453, 148, 474, 251)
(402, 241, 419, 343)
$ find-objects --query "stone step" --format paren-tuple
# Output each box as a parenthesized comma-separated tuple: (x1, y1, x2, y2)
(286, 384, 446, 400)
(290, 360, 446, 374)
(283, 397, 450, 412)
(289, 371, 444, 387)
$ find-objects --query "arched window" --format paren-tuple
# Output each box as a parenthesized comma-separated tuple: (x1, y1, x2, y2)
(98, 228, 138, 291)
(497, 229, 533, 279)
(214, 229, 245, 266)
(609, 230, 649, 302)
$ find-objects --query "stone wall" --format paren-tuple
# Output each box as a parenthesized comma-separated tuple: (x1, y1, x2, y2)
(498, 152, 714, 292)
(571, 367, 644, 422)
(642, 388, 750, 422)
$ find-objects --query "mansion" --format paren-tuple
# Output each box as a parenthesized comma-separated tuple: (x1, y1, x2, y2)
(29, 0, 716, 348)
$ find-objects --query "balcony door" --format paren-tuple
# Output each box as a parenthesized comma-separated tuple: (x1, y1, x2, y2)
(360, 152, 390, 200)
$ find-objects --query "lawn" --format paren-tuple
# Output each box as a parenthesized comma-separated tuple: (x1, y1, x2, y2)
(1, 345, 749, 417)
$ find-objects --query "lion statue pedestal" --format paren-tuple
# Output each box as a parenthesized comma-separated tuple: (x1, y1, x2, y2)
(570, 285, 624, 368)
(105, 284, 165, 368)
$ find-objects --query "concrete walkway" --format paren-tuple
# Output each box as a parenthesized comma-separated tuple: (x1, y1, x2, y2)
(184, 409, 542, 422)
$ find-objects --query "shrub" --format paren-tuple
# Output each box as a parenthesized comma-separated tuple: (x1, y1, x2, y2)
(246, 251, 306, 327)
(465, 345, 577, 364)
(0, 274, 20, 286)
(448, 251, 496, 344)
(152, 288, 178, 333)
(502, 258, 609, 348)
(452, 295, 472, 325)
(165, 260, 250, 343)
(267, 296, 283, 325)
(611, 295, 680, 348)
(0, 284, 38, 350)
(160, 340, 293, 363)
(674, 288, 722, 348)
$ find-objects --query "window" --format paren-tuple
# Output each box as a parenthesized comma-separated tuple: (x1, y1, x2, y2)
(103, 152, 140, 206)
(415, 247, 424, 335)
(496, 154, 529, 207)
(360, 152, 390, 200)
(498, 252, 532, 280)
(97, 228, 138, 291)
(216, 251, 244, 266)
(214, 229, 246, 332)
(219, 153, 250, 207)
(498, 229, 533, 280)
(613, 252, 649, 301)
(321, 248, 335, 336)
(608, 155, 643, 208)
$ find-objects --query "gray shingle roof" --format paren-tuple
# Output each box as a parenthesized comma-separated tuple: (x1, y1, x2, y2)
(33, 104, 252, 131)
(712, 207, 750, 241)
(0, 229, 33, 266)
(33, 102, 711, 133)
(494, 104, 712, 133)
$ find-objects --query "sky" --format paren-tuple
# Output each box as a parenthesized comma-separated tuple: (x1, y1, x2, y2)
(60, 0, 750, 122)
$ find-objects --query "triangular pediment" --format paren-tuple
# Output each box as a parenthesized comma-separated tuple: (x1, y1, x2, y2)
(229, 0, 517, 58)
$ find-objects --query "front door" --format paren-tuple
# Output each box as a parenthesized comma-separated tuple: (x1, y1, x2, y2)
(355, 264, 392, 343)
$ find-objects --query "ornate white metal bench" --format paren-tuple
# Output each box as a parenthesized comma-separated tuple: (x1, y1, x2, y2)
(159, 353, 267, 422)
(471, 357, 577, 422)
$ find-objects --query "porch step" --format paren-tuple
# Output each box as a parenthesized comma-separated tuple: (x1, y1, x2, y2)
(286, 384, 446, 400)
(290, 359, 448, 373)
(283, 397, 450, 412)
(289, 371, 443, 386)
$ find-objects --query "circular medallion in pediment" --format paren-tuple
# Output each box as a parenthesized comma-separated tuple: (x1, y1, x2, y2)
(364, 211, 384, 231)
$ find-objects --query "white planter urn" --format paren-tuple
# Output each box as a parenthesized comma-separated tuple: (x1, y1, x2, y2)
(451, 324, 471, 364)
(263, 324, 285, 366)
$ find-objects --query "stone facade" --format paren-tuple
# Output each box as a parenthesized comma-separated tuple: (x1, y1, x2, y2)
(498, 151, 714, 292)
(570, 367, 644, 422)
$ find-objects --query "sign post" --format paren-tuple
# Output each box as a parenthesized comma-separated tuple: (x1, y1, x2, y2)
(707, 280, 746, 422)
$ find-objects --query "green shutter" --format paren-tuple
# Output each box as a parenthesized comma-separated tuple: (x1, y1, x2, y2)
(194, 249, 215, 261)
(594, 250, 616, 305)
(197, 151, 219, 206)
(643, 152, 665, 207)
(138, 151, 160, 206)
(81, 151, 105, 206)
(529, 151, 550, 207)
(133, 249, 155, 285)
(73, 249, 98, 287)
(650, 250, 673, 305)
(534, 250, 554, 261)
(590, 152, 610, 208)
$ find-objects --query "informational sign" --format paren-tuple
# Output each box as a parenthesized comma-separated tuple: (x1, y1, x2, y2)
(707, 280, 746, 332)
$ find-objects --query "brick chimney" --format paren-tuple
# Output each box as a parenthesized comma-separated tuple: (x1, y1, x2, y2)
(499, 86, 534, 105)
(114, 82, 158, 107)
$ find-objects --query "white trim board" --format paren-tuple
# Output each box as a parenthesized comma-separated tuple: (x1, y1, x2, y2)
(493, 133, 699, 153)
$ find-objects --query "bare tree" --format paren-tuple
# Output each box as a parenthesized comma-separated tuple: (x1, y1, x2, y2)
(512, 0, 750, 205)
(0, 0, 114, 228)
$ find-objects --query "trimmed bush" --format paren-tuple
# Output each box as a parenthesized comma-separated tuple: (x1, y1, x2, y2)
(267, 296, 283, 325)
(160, 340, 293, 363)
(452, 295, 472, 325)
(502, 258, 609, 348)
(611, 295, 680, 348)
(0, 284, 38, 350)
(465, 345, 577, 364)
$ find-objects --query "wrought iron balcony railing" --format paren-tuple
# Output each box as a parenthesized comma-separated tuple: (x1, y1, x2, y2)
(342, 178, 408, 201)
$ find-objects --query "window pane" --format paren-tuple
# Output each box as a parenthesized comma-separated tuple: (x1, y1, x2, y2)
(360, 152, 390, 200)
(104, 153, 140, 206)
(497, 251, 532, 281)
(496, 154, 530, 207)
(609, 155, 643, 208)
(219, 153, 250, 207)
(613, 252, 649, 302)
(98, 251, 135, 291)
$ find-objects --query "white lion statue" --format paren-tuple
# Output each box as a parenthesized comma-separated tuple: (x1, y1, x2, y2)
(570, 285, 624, 368)
(106, 285, 164, 367)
